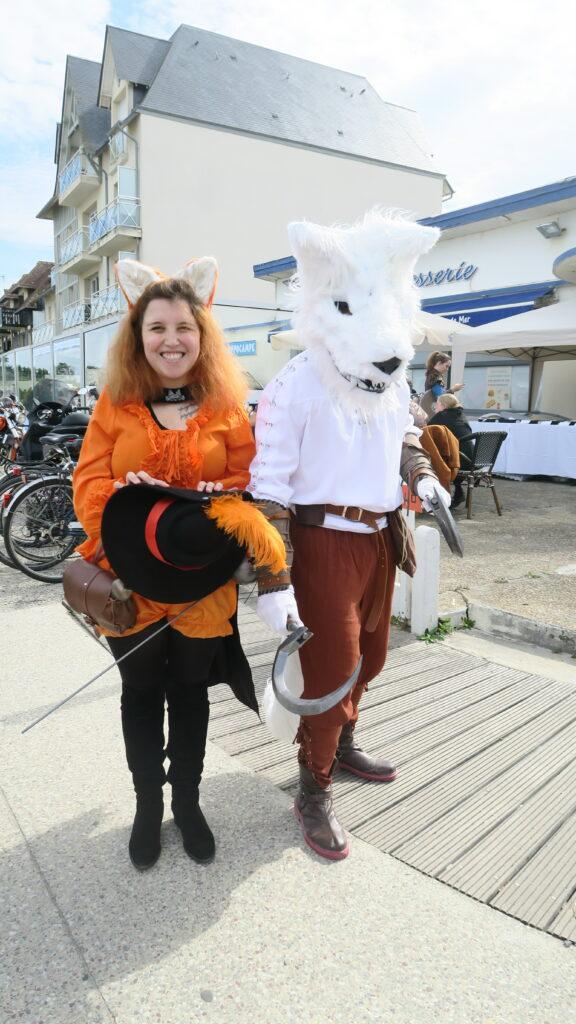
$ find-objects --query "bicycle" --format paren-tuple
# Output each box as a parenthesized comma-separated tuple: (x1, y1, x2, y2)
(3, 435, 86, 583)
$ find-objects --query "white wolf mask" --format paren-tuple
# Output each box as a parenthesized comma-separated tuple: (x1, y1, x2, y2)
(288, 209, 440, 417)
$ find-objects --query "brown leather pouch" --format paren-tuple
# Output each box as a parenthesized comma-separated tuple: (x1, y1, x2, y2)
(292, 504, 326, 526)
(387, 507, 417, 578)
(63, 546, 136, 634)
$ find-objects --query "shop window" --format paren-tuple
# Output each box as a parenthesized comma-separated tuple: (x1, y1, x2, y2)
(408, 362, 530, 412)
(54, 336, 81, 403)
(30, 344, 54, 406)
(15, 348, 33, 405)
(84, 322, 118, 390)
(1, 352, 16, 395)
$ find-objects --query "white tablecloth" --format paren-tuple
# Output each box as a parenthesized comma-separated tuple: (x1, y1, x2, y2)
(468, 421, 576, 479)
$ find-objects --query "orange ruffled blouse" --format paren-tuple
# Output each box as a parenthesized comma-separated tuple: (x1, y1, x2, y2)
(73, 387, 256, 638)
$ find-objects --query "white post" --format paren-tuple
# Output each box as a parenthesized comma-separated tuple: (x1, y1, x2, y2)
(391, 507, 415, 623)
(410, 525, 440, 636)
(392, 567, 411, 621)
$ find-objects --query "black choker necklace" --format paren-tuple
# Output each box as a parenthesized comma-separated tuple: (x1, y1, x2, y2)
(159, 386, 190, 403)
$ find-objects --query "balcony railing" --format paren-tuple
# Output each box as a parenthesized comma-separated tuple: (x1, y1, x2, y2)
(32, 321, 55, 345)
(61, 286, 126, 331)
(58, 227, 88, 266)
(110, 132, 127, 162)
(62, 300, 90, 330)
(89, 197, 140, 246)
(90, 284, 126, 321)
(58, 151, 98, 198)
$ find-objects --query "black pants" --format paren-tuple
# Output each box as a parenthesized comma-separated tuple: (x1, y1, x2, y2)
(107, 621, 220, 793)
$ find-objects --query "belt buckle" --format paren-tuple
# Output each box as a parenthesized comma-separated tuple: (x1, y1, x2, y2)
(343, 506, 363, 522)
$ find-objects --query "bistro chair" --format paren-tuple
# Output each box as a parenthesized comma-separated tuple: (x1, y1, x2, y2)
(456, 431, 508, 520)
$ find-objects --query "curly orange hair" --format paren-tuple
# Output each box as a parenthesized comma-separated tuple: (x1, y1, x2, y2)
(105, 278, 247, 411)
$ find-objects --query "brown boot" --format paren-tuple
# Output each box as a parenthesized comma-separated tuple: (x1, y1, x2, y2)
(294, 764, 349, 860)
(337, 722, 396, 782)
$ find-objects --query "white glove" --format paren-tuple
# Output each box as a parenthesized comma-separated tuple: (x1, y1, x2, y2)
(256, 585, 303, 635)
(416, 476, 452, 511)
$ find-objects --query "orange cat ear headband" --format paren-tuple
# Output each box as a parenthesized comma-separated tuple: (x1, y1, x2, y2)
(115, 257, 219, 309)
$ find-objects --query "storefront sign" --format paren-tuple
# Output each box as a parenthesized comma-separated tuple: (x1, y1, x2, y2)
(443, 304, 530, 327)
(1, 309, 33, 328)
(414, 262, 478, 287)
(228, 340, 257, 357)
(485, 366, 512, 410)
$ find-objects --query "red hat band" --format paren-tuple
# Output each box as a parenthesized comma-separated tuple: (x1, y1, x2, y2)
(144, 498, 202, 571)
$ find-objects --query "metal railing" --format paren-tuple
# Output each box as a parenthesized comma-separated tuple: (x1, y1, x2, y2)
(57, 227, 89, 266)
(110, 132, 127, 162)
(57, 151, 97, 197)
(89, 197, 140, 246)
(61, 286, 125, 330)
(90, 284, 126, 321)
(62, 300, 90, 330)
(32, 321, 55, 345)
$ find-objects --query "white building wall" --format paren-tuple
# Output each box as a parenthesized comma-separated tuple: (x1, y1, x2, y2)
(136, 113, 444, 389)
(138, 113, 445, 304)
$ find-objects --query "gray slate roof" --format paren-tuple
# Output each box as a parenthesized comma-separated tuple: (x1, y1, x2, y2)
(67, 56, 110, 154)
(106, 27, 170, 87)
(132, 25, 439, 174)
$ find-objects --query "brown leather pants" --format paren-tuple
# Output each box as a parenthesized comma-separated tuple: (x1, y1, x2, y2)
(290, 519, 396, 787)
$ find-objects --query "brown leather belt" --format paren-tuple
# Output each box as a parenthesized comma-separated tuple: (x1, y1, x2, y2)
(325, 504, 385, 530)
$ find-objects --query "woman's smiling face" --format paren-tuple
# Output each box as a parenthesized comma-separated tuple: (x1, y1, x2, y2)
(141, 298, 201, 387)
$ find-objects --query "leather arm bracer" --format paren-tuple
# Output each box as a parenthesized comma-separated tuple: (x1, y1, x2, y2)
(400, 433, 438, 493)
(255, 500, 293, 595)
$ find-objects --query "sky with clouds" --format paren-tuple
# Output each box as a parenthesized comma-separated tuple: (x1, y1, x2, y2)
(1, 0, 575, 288)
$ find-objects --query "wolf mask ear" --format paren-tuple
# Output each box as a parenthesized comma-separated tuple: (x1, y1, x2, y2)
(115, 259, 164, 306)
(287, 221, 349, 294)
(175, 257, 219, 307)
(390, 221, 441, 273)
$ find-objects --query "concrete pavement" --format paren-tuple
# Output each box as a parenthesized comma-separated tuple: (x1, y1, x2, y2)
(432, 477, 576, 652)
(1, 597, 576, 1024)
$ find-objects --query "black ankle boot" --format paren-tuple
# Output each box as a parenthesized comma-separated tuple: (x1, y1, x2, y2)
(129, 789, 164, 870)
(172, 788, 215, 864)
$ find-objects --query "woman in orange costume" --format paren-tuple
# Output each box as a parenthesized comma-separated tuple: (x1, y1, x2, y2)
(73, 257, 256, 870)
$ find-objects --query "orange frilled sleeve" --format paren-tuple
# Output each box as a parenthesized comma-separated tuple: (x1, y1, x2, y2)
(73, 388, 122, 557)
(219, 408, 256, 490)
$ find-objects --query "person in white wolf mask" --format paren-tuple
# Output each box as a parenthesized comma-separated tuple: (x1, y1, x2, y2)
(249, 208, 450, 860)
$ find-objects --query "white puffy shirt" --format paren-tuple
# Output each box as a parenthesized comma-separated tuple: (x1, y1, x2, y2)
(249, 351, 416, 534)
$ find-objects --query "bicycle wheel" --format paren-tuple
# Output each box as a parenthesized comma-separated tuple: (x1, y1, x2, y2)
(4, 477, 82, 583)
(0, 472, 31, 568)
(0, 467, 61, 568)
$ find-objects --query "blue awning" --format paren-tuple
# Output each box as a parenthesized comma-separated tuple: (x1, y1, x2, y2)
(421, 281, 559, 315)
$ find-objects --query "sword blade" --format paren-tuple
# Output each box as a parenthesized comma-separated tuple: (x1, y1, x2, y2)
(271, 624, 363, 716)
(22, 600, 199, 735)
(428, 486, 464, 558)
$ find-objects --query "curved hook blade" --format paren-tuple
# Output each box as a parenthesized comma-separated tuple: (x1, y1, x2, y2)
(271, 626, 363, 716)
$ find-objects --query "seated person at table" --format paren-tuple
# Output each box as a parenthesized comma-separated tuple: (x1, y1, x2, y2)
(419, 351, 465, 417)
(428, 393, 474, 507)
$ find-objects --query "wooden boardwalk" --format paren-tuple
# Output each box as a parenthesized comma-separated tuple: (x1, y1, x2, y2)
(208, 600, 576, 943)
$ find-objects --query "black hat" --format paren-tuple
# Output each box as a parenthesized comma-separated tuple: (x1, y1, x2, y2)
(101, 484, 286, 604)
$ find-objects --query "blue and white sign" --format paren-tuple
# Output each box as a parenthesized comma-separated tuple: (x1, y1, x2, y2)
(442, 305, 530, 327)
(228, 340, 257, 356)
(414, 262, 478, 287)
